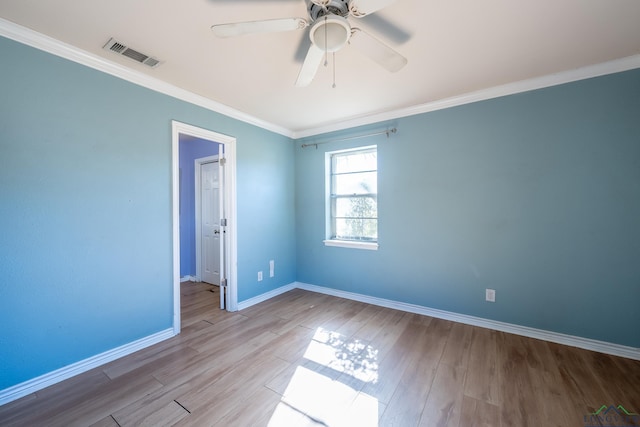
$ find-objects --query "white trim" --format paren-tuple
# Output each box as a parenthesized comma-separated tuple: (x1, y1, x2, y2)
(323, 240, 378, 250)
(0, 18, 292, 138)
(0, 328, 174, 406)
(293, 54, 640, 139)
(180, 275, 197, 283)
(172, 121, 239, 334)
(194, 155, 219, 285)
(294, 282, 640, 361)
(221, 136, 238, 312)
(236, 282, 298, 311)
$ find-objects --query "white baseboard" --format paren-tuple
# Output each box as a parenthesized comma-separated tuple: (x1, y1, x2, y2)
(180, 275, 197, 283)
(3, 282, 636, 406)
(295, 282, 640, 361)
(0, 328, 175, 406)
(237, 282, 297, 311)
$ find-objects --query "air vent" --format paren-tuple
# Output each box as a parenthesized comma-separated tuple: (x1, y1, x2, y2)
(102, 38, 161, 68)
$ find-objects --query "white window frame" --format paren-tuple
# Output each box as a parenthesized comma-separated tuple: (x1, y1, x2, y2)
(323, 145, 379, 251)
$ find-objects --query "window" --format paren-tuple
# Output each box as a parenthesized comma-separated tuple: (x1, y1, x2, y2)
(325, 145, 378, 250)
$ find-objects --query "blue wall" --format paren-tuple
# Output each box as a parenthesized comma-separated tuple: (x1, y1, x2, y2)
(236, 125, 297, 302)
(0, 36, 296, 390)
(178, 136, 219, 278)
(296, 69, 640, 348)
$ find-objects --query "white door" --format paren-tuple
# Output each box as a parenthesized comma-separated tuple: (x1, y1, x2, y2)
(201, 161, 220, 285)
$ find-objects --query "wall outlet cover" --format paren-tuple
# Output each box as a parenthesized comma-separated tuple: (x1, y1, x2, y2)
(486, 288, 496, 302)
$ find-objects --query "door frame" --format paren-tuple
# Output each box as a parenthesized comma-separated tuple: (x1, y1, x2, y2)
(171, 120, 238, 335)
(194, 155, 219, 284)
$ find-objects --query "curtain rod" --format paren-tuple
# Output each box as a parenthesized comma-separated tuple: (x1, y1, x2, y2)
(300, 128, 397, 149)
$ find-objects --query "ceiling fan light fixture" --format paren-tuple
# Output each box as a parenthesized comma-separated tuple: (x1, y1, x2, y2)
(309, 15, 351, 52)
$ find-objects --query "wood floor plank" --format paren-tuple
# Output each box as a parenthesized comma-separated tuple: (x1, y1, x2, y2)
(0, 393, 37, 427)
(1, 285, 638, 427)
(463, 327, 501, 406)
(610, 356, 640, 414)
(379, 317, 451, 426)
(103, 343, 200, 380)
(521, 338, 575, 427)
(440, 321, 473, 370)
(268, 291, 332, 322)
(334, 302, 384, 339)
(88, 415, 121, 427)
(263, 324, 317, 363)
(547, 342, 616, 417)
(155, 329, 280, 387)
(211, 386, 284, 427)
(110, 380, 194, 427)
(119, 400, 189, 427)
(38, 372, 163, 427)
(318, 299, 370, 336)
(459, 395, 501, 427)
(360, 313, 431, 405)
(351, 306, 404, 342)
(173, 354, 290, 425)
(419, 364, 466, 427)
(298, 295, 357, 331)
(281, 368, 360, 427)
(0, 368, 113, 426)
(496, 332, 544, 427)
(265, 361, 305, 397)
(176, 312, 249, 350)
(582, 349, 640, 409)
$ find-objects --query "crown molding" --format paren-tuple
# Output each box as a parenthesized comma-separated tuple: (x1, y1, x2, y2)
(3, 18, 639, 142)
(0, 18, 294, 138)
(293, 54, 640, 139)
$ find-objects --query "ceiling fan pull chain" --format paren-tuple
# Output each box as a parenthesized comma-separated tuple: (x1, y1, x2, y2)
(324, 16, 329, 67)
(332, 52, 337, 88)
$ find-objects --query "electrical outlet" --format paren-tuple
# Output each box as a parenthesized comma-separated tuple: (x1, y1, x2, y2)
(269, 260, 274, 278)
(486, 289, 496, 302)
(258, 271, 263, 282)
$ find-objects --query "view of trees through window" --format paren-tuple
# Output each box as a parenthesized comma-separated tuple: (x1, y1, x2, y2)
(330, 146, 377, 241)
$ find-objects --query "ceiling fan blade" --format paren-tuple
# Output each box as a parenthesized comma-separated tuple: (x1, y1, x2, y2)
(349, 28, 407, 72)
(295, 44, 325, 87)
(294, 33, 312, 63)
(211, 17, 308, 38)
(361, 13, 411, 44)
(349, 0, 397, 17)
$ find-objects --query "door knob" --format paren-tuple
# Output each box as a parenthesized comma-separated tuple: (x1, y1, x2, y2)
(214, 230, 220, 234)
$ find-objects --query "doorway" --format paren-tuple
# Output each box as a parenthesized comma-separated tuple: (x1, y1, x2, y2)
(171, 121, 237, 335)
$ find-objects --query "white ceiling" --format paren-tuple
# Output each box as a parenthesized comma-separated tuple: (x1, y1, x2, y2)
(1, 0, 639, 137)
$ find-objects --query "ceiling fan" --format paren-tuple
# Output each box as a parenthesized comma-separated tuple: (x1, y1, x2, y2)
(211, 0, 408, 87)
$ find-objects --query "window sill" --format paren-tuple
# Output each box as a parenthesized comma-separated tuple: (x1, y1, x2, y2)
(323, 240, 379, 251)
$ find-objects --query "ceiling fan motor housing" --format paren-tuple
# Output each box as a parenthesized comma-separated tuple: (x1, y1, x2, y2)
(308, 0, 350, 20)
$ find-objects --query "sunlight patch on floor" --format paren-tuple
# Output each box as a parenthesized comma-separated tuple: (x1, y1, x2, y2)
(268, 327, 380, 427)
(303, 327, 379, 383)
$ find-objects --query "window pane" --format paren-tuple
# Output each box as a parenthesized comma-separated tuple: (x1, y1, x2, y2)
(333, 171, 377, 195)
(335, 218, 378, 241)
(333, 150, 377, 174)
(328, 146, 378, 243)
(335, 196, 377, 219)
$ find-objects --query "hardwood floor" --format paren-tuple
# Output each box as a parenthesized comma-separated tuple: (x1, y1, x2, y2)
(1, 282, 638, 426)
